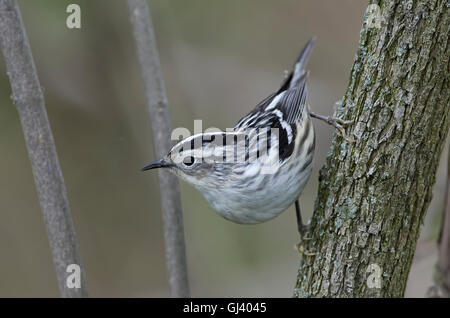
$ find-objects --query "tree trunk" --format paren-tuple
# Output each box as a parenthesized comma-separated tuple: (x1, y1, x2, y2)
(294, 0, 449, 298)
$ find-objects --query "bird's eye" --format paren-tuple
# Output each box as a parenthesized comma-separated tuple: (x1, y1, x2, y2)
(183, 156, 196, 167)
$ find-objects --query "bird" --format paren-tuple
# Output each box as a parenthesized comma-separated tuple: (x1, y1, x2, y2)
(142, 37, 352, 252)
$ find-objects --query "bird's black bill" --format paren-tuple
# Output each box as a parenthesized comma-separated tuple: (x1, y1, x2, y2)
(141, 159, 170, 171)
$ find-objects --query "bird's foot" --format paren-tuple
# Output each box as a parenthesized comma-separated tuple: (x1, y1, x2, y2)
(295, 241, 317, 257)
(309, 112, 356, 143)
(294, 201, 316, 256)
(296, 226, 316, 256)
(333, 119, 356, 143)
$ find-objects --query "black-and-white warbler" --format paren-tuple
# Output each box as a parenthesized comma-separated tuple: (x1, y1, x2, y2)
(143, 38, 352, 250)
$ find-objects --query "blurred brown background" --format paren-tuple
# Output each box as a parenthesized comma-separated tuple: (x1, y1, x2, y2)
(0, 0, 447, 297)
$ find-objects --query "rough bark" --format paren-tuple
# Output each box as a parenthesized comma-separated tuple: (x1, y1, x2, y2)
(127, 0, 190, 297)
(0, 0, 87, 297)
(294, 0, 449, 297)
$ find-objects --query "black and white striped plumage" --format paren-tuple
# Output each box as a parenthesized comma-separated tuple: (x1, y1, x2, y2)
(144, 38, 316, 224)
(234, 37, 314, 163)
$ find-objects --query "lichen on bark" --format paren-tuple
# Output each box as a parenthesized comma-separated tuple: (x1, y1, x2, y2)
(294, 0, 449, 297)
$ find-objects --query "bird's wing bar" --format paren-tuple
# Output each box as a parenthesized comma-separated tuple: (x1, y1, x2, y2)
(232, 77, 307, 162)
(234, 73, 307, 130)
(234, 93, 276, 130)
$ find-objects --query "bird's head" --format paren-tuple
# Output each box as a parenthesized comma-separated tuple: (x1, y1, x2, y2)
(142, 132, 234, 189)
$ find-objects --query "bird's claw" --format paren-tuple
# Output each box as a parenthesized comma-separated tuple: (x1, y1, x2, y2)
(332, 118, 353, 126)
(326, 117, 356, 143)
(295, 231, 316, 257)
(296, 242, 317, 257)
(309, 112, 357, 143)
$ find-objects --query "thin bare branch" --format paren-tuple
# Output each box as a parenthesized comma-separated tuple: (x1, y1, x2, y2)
(126, 0, 190, 297)
(0, 0, 87, 297)
(429, 142, 450, 297)
(438, 149, 450, 295)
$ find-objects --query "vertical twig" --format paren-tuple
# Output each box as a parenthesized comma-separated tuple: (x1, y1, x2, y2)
(0, 0, 87, 297)
(429, 145, 450, 297)
(127, 0, 190, 297)
(438, 150, 450, 295)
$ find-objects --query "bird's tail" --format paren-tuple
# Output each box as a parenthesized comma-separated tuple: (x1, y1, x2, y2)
(277, 36, 316, 93)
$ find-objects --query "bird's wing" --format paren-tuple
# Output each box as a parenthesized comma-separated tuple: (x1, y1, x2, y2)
(234, 74, 308, 130)
(233, 93, 277, 130)
(233, 38, 314, 162)
(233, 76, 308, 162)
(234, 37, 314, 130)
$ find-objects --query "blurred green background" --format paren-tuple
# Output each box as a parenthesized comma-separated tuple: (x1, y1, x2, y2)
(0, 0, 447, 297)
